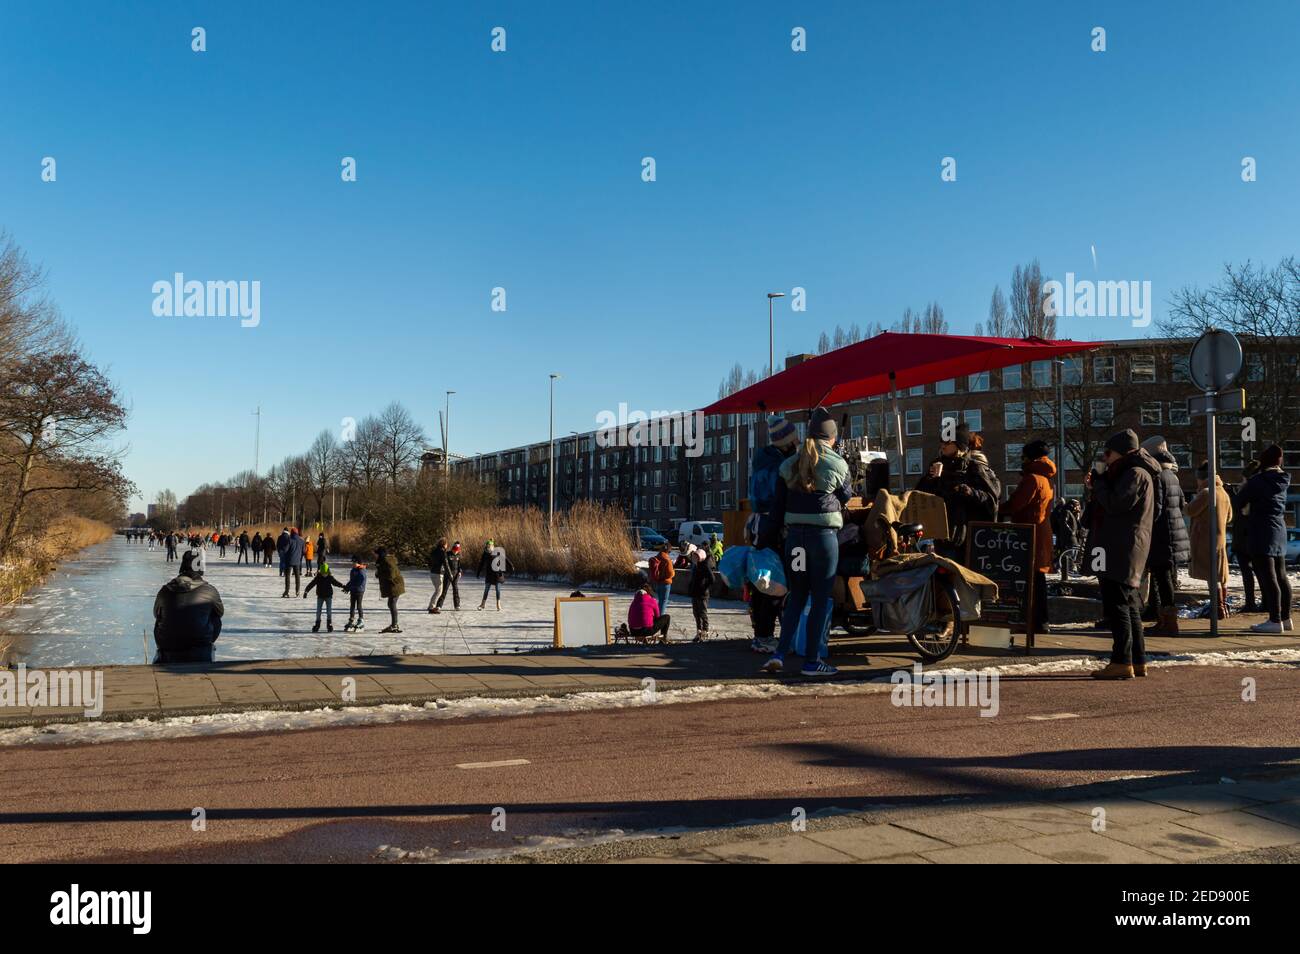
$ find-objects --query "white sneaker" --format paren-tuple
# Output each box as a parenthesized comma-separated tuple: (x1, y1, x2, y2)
(1250, 620, 1283, 634)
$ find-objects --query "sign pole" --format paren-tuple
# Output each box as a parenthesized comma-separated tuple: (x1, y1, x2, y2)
(1205, 388, 1220, 637)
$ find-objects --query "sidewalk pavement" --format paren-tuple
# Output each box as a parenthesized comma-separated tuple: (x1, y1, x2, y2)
(2, 615, 1295, 727)
(596, 770, 1300, 864)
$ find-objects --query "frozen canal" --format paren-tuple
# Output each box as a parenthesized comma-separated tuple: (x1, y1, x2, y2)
(1, 537, 753, 667)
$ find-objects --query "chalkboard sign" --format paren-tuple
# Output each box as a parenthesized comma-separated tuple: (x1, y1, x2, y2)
(964, 521, 1037, 647)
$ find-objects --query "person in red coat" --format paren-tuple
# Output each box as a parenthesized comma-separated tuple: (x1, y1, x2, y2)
(1000, 439, 1056, 632)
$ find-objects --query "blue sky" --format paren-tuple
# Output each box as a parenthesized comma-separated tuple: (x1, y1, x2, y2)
(2, 1, 1298, 510)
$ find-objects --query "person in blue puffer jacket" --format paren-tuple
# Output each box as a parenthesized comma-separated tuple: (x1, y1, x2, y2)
(759, 407, 852, 677)
(1239, 444, 1292, 633)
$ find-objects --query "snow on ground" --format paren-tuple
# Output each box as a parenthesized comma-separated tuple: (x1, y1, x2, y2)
(4, 647, 1297, 748)
(0, 538, 752, 667)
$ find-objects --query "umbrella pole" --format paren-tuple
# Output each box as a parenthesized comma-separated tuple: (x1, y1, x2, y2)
(890, 371, 905, 493)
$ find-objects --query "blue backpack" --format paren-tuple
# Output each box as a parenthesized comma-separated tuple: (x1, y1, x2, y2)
(749, 446, 785, 513)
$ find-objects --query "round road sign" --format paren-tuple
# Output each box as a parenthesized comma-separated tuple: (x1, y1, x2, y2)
(1189, 328, 1243, 392)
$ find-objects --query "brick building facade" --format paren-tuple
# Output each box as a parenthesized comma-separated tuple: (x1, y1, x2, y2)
(452, 336, 1300, 529)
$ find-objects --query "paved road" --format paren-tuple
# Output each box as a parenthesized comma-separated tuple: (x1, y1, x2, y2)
(2, 663, 1297, 862)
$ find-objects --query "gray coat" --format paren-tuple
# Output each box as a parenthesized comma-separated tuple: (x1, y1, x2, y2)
(1089, 449, 1162, 589)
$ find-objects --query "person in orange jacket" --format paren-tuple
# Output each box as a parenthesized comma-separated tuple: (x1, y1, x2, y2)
(647, 542, 675, 612)
(1000, 438, 1056, 632)
(304, 535, 316, 577)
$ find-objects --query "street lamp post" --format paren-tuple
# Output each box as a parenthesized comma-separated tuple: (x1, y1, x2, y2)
(549, 374, 560, 528)
(767, 292, 786, 379)
(444, 390, 455, 477)
(570, 430, 581, 503)
(1054, 359, 1067, 501)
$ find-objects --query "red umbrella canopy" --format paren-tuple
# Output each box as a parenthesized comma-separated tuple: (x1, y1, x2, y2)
(703, 332, 1105, 415)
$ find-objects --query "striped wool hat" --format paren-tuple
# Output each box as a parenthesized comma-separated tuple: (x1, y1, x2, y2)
(768, 415, 798, 449)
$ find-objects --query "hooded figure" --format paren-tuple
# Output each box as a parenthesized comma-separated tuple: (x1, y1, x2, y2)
(153, 566, 224, 663)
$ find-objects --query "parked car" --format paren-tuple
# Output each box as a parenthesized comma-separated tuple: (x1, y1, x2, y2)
(677, 520, 724, 549)
(628, 525, 668, 549)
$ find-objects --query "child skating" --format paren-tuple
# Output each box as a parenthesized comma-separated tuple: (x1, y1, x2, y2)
(303, 561, 346, 632)
(342, 556, 367, 631)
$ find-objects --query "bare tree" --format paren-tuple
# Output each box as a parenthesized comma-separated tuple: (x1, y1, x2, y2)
(988, 285, 1010, 337)
(0, 350, 132, 553)
(816, 331, 831, 354)
(1010, 260, 1056, 339)
(921, 301, 948, 334)
(304, 429, 339, 525)
(376, 402, 426, 489)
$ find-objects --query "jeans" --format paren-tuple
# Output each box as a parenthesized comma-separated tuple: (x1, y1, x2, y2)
(437, 571, 460, 609)
(314, 594, 333, 625)
(283, 565, 301, 596)
(348, 591, 364, 623)
(482, 580, 501, 603)
(387, 596, 400, 627)
(1101, 579, 1145, 665)
(631, 614, 671, 640)
(691, 595, 709, 633)
(778, 525, 838, 661)
(1251, 554, 1292, 622)
(428, 572, 444, 610)
(750, 590, 783, 641)
(653, 582, 671, 611)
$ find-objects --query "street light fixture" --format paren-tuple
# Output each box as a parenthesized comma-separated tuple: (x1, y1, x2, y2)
(444, 390, 455, 476)
(549, 374, 561, 528)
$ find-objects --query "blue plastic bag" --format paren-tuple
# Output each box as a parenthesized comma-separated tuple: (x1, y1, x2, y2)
(716, 545, 751, 589)
(745, 547, 788, 596)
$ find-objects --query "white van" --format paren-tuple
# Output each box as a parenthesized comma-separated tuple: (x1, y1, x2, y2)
(677, 520, 724, 549)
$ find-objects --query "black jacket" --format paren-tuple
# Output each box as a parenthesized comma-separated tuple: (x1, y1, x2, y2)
(1088, 449, 1162, 588)
(303, 572, 346, 601)
(428, 545, 448, 574)
(477, 547, 514, 584)
(687, 557, 715, 597)
(914, 450, 1001, 547)
(1146, 452, 1190, 569)
(153, 575, 224, 652)
(443, 551, 462, 578)
(1239, 467, 1290, 557)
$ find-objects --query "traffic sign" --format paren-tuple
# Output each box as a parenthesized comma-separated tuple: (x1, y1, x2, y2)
(1189, 328, 1243, 392)
(1188, 387, 1246, 417)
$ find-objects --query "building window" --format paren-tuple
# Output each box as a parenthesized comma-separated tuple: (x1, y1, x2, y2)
(968, 371, 990, 392)
(1171, 356, 1191, 383)
(1285, 442, 1300, 469)
(1090, 399, 1113, 426)
(963, 409, 982, 432)
(1002, 364, 1022, 389)
(1246, 354, 1264, 382)
(1219, 440, 1243, 469)
(1131, 354, 1156, 383)
(720, 434, 732, 454)
(1031, 402, 1056, 429)
(720, 490, 732, 508)
(703, 491, 714, 509)
(906, 447, 923, 474)
(1093, 356, 1115, 384)
(1140, 402, 1162, 427)
(1168, 402, 1190, 426)
(909, 384, 925, 396)
(669, 493, 677, 510)
(702, 464, 713, 482)
(1031, 361, 1052, 388)
(652, 494, 662, 511)
(1005, 442, 1024, 471)
(721, 462, 732, 482)
(1004, 402, 1026, 430)
(654, 446, 663, 463)
(599, 476, 607, 491)
(1169, 443, 1193, 470)
(936, 378, 955, 395)
(704, 437, 714, 456)
(850, 414, 864, 438)
(1061, 357, 1083, 386)
(905, 409, 922, 436)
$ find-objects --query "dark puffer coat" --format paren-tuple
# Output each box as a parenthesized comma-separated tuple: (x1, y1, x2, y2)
(1088, 448, 1162, 588)
(1147, 450, 1190, 569)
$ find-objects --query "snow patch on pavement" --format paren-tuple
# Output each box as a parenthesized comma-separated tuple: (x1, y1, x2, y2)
(2, 647, 1298, 748)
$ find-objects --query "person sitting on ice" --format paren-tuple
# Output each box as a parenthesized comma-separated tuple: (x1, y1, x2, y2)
(152, 551, 224, 664)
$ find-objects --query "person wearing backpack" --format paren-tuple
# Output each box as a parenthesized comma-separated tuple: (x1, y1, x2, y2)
(748, 415, 800, 542)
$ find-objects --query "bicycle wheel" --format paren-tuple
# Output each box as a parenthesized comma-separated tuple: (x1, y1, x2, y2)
(906, 577, 963, 662)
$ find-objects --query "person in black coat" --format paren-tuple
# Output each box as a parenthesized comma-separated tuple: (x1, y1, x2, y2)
(1087, 429, 1162, 680)
(1239, 444, 1292, 632)
(426, 538, 449, 613)
(913, 421, 1001, 557)
(686, 545, 716, 641)
(435, 541, 463, 611)
(476, 539, 514, 610)
(1228, 460, 1261, 612)
(237, 530, 251, 564)
(1140, 437, 1190, 634)
(276, 528, 291, 575)
(153, 552, 224, 663)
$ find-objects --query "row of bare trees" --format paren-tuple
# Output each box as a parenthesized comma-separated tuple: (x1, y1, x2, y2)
(175, 402, 431, 529)
(0, 233, 132, 555)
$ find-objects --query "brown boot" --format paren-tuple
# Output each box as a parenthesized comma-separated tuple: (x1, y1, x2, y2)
(1133, 660, 1147, 677)
(1092, 662, 1135, 680)
(1146, 607, 1179, 636)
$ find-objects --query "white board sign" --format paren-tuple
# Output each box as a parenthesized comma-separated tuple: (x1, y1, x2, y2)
(554, 597, 611, 648)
